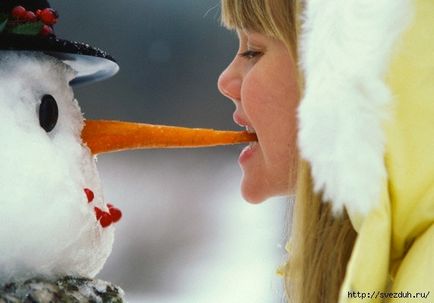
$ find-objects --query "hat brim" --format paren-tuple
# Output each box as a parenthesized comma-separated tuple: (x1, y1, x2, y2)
(0, 34, 119, 86)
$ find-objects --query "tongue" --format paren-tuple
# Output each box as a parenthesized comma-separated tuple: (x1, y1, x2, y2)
(82, 120, 258, 155)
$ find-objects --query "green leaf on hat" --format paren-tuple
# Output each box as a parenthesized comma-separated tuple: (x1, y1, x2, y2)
(0, 20, 7, 33)
(10, 21, 44, 35)
(0, 14, 8, 33)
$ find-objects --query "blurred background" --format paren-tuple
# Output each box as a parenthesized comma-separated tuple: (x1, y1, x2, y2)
(54, 1, 290, 302)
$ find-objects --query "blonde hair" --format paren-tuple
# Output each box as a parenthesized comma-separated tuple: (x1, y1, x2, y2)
(221, 0, 298, 60)
(221, 1, 357, 302)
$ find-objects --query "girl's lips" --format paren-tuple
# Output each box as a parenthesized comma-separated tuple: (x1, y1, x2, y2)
(233, 112, 253, 129)
(233, 112, 259, 164)
(239, 141, 259, 164)
(233, 112, 257, 135)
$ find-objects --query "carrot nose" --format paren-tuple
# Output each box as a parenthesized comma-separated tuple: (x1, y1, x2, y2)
(81, 120, 258, 155)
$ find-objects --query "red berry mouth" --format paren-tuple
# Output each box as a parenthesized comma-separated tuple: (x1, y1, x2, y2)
(84, 188, 94, 203)
(108, 205, 122, 223)
(84, 188, 122, 229)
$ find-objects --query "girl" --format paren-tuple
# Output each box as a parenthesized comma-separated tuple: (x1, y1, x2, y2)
(218, 0, 434, 302)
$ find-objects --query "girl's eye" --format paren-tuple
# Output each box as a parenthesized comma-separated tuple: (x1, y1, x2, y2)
(238, 50, 262, 60)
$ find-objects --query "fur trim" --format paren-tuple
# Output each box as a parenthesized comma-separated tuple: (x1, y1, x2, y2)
(297, 0, 412, 215)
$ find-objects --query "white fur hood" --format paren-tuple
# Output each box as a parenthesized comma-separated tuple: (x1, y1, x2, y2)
(297, 0, 412, 216)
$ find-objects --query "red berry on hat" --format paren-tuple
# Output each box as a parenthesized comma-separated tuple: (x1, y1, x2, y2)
(94, 207, 103, 220)
(100, 212, 112, 228)
(40, 25, 54, 37)
(84, 188, 94, 203)
(109, 207, 122, 223)
(39, 8, 58, 25)
(12, 6, 27, 20)
(24, 11, 37, 22)
(35, 9, 42, 17)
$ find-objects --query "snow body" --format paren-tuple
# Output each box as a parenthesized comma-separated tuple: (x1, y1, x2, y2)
(0, 51, 114, 282)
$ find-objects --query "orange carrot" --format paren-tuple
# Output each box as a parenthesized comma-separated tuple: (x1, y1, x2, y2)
(82, 120, 258, 155)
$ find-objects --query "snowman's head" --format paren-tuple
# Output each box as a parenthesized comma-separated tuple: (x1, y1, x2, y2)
(0, 51, 114, 282)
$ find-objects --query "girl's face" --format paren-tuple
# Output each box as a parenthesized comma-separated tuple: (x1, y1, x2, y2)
(218, 31, 299, 203)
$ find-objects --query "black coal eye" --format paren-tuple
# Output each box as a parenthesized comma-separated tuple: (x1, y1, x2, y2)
(39, 95, 58, 133)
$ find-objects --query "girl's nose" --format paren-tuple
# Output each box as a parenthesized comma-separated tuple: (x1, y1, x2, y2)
(217, 65, 242, 102)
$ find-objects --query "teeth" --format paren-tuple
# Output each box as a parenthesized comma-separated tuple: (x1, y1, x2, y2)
(249, 141, 258, 148)
(246, 126, 256, 133)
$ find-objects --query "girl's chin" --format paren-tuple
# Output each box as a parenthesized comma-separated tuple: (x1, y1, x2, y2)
(241, 181, 288, 204)
(239, 165, 290, 204)
(243, 193, 266, 204)
(240, 174, 269, 204)
(238, 143, 267, 203)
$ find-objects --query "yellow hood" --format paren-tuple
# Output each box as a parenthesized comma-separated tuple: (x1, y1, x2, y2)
(295, 0, 433, 300)
(339, 0, 434, 301)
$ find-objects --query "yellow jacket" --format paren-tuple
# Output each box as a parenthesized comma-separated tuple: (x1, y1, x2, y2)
(339, 1, 434, 302)
(297, 0, 433, 302)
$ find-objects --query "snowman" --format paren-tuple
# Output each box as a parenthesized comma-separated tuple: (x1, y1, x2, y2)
(0, 0, 256, 286)
(0, 0, 123, 283)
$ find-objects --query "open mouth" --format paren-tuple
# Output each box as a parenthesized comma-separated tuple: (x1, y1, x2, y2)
(245, 126, 258, 150)
(233, 112, 256, 136)
(245, 125, 256, 134)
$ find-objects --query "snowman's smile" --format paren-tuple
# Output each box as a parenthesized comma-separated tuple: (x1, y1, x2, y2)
(83, 188, 122, 228)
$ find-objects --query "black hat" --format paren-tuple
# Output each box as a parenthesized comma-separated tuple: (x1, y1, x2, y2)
(0, 0, 119, 85)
